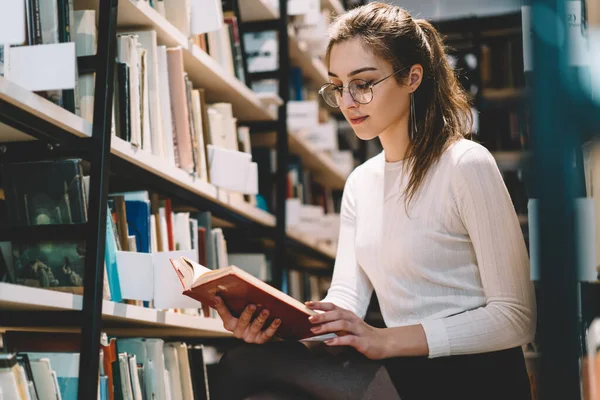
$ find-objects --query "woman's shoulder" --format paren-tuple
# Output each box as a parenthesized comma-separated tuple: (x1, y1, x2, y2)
(441, 138, 495, 170)
(346, 151, 385, 184)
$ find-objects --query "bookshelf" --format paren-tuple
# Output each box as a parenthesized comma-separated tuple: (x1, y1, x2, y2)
(0, 77, 93, 142)
(288, 27, 329, 86)
(0, 0, 350, 396)
(239, 0, 280, 22)
(287, 228, 336, 262)
(78, 0, 279, 121)
(0, 283, 231, 338)
(252, 130, 348, 189)
(0, 78, 278, 229)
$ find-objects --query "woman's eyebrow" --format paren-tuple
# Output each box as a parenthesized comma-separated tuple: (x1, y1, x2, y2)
(328, 67, 378, 78)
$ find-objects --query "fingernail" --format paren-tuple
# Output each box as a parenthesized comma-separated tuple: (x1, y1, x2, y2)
(325, 339, 334, 345)
(274, 319, 281, 325)
(249, 305, 256, 312)
(261, 309, 269, 317)
(308, 316, 316, 322)
(310, 326, 319, 332)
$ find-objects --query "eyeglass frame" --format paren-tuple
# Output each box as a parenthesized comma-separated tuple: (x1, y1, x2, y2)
(318, 67, 409, 108)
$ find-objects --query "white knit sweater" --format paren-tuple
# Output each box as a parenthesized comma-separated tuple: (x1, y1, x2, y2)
(322, 138, 536, 358)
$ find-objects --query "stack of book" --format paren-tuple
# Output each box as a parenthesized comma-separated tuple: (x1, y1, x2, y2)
(1, 331, 219, 400)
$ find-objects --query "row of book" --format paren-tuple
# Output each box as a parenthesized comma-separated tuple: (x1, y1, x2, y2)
(0, 159, 260, 304)
(0, 158, 335, 305)
(112, 29, 255, 198)
(1, 4, 260, 203)
(0, 331, 220, 400)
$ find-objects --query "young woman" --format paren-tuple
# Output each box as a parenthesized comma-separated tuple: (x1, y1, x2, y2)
(211, 3, 536, 399)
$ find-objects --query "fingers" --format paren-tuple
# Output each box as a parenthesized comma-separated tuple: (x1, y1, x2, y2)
(325, 334, 359, 348)
(310, 319, 354, 336)
(214, 296, 236, 331)
(305, 301, 338, 311)
(309, 309, 354, 325)
(244, 309, 270, 341)
(257, 318, 282, 343)
(233, 304, 256, 339)
(202, 303, 210, 318)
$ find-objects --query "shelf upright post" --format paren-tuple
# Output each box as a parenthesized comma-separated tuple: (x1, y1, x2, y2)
(530, 0, 582, 398)
(273, 0, 290, 290)
(76, 0, 119, 397)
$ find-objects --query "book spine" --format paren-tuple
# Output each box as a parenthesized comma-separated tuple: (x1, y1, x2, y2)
(116, 62, 131, 142)
(57, 0, 76, 113)
(184, 74, 199, 176)
(27, 0, 43, 45)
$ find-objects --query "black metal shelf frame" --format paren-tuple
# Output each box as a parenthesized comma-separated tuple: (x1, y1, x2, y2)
(0, 0, 119, 397)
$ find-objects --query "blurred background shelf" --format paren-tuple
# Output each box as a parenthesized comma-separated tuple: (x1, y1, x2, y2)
(251, 130, 347, 190)
(239, 0, 280, 21)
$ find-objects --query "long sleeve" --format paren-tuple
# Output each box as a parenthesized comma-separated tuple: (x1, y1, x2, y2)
(420, 147, 537, 358)
(322, 171, 374, 320)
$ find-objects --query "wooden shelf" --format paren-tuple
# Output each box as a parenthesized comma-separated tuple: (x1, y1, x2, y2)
(239, 0, 280, 21)
(251, 130, 348, 190)
(0, 283, 232, 338)
(0, 79, 276, 229)
(287, 228, 337, 262)
(0, 77, 93, 141)
(112, 137, 277, 227)
(77, 0, 277, 121)
(288, 28, 329, 87)
(321, 0, 345, 14)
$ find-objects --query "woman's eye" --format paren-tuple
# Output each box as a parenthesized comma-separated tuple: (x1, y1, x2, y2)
(356, 81, 373, 90)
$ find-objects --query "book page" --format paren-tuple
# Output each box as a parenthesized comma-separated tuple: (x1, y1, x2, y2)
(181, 256, 212, 284)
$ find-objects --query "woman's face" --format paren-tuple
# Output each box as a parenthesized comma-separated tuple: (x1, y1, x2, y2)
(328, 38, 411, 141)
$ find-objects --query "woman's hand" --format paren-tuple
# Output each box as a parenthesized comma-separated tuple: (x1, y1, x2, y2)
(213, 296, 281, 344)
(306, 301, 389, 360)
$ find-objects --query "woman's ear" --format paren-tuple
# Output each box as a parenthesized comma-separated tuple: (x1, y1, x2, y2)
(409, 64, 424, 92)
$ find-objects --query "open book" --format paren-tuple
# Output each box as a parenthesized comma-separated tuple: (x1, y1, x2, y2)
(169, 256, 336, 341)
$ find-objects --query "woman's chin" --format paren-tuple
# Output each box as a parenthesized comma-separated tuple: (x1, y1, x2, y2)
(353, 128, 379, 141)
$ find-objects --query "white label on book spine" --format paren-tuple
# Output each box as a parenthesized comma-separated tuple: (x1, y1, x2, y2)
(0, 0, 26, 44)
(9, 42, 76, 91)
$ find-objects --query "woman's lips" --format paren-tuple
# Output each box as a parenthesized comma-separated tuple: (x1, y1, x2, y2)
(349, 116, 368, 125)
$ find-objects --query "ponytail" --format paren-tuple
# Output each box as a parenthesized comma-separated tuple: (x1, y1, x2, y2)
(327, 3, 473, 208)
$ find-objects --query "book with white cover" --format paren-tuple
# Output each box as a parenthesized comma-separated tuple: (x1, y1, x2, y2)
(191, 90, 208, 181)
(120, 30, 165, 159)
(117, 34, 142, 148)
(169, 343, 194, 400)
(128, 355, 143, 400)
(210, 103, 238, 151)
(139, 47, 152, 153)
(163, 345, 183, 400)
(118, 353, 134, 400)
(29, 359, 61, 400)
(157, 46, 177, 165)
(164, 0, 191, 37)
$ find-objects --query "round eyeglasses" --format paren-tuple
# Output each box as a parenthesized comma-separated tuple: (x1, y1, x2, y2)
(318, 68, 407, 108)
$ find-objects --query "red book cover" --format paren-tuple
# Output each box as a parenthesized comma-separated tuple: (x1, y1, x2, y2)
(165, 199, 174, 251)
(170, 257, 330, 341)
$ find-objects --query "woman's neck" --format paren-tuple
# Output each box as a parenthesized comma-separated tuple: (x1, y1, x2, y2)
(378, 117, 411, 162)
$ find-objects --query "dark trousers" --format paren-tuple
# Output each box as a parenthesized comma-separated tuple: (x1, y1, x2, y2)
(213, 341, 531, 400)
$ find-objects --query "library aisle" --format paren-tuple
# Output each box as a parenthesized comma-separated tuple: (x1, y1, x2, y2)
(0, 0, 599, 399)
